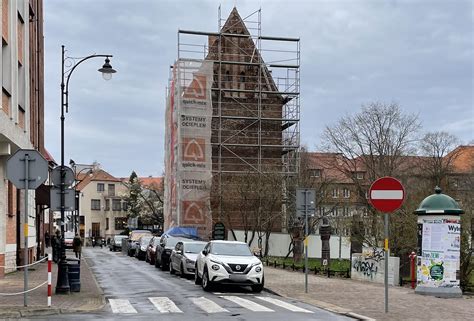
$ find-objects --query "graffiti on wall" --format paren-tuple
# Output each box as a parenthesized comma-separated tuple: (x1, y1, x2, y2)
(352, 247, 385, 279)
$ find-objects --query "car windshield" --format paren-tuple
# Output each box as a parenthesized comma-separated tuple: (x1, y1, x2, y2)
(210, 243, 252, 256)
(184, 243, 205, 253)
(166, 238, 181, 248)
(130, 232, 151, 241)
(114, 236, 127, 241)
(140, 236, 152, 245)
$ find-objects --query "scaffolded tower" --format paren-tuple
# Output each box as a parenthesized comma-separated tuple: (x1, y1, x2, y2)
(164, 7, 300, 237)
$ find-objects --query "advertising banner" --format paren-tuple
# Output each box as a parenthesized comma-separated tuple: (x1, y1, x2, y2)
(417, 219, 461, 288)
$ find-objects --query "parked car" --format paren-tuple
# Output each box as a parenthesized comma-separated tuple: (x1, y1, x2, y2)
(127, 230, 152, 256)
(155, 235, 186, 271)
(109, 235, 128, 252)
(169, 241, 207, 277)
(195, 240, 264, 292)
(145, 236, 161, 265)
(135, 235, 153, 260)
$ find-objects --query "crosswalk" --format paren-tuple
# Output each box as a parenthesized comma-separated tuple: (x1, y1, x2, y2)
(108, 295, 313, 314)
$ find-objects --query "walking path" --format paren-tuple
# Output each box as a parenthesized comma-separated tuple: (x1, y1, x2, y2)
(264, 266, 474, 321)
(0, 249, 104, 318)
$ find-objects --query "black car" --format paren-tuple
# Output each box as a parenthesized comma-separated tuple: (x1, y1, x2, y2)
(155, 235, 187, 271)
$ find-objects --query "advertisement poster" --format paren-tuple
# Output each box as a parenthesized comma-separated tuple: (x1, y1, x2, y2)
(418, 219, 461, 288)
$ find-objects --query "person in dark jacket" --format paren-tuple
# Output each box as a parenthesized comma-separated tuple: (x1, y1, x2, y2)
(44, 231, 50, 248)
(73, 234, 83, 259)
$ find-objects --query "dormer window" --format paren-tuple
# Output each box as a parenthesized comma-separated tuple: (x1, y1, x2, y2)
(356, 172, 364, 179)
(310, 169, 321, 177)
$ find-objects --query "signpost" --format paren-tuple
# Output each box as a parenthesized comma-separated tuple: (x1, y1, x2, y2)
(6, 149, 48, 307)
(368, 177, 405, 313)
(296, 188, 316, 294)
(212, 222, 226, 240)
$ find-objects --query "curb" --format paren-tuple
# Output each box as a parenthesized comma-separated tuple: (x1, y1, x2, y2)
(263, 286, 374, 320)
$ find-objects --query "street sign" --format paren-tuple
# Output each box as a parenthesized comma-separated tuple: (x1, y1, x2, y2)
(296, 188, 316, 219)
(369, 177, 405, 213)
(6, 149, 48, 190)
(51, 166, 75, 187)
(212, 222, 226, 240)
(50, 188, 76, 211)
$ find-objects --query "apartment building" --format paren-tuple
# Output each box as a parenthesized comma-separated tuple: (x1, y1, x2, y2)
(0, 0, 44, 278)
(76, 169, 128, 244)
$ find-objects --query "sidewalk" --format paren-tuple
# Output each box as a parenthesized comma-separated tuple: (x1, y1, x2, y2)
(0, 250, 104, 318)
(264, 266, 473, 321)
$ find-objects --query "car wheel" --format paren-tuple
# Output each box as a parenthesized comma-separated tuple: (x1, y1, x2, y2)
(145, 254, 149, 263)
(202, 269, 213, 291)
(194, 266, 202, 285)
(180, 263, 185, 278)
(161, 257, 168, 271)
(109, 247, 112, 251)
(251, 278, 264, 293)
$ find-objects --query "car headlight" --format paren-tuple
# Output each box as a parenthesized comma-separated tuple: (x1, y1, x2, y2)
(211, 264, 220, 271)
(255, 266, 262, 273)
(185, 259, 194, 264)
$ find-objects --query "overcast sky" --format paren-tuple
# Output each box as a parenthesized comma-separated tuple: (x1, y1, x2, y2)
(43, 0, 473, 178)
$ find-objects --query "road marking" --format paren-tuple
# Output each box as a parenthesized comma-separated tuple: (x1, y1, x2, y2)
(109, 299, 137, 314)
(191, 297, 229, 313)
(256, 297, 314, 313)
(221, 296, 274, 312)
(149, 297, 183, 313)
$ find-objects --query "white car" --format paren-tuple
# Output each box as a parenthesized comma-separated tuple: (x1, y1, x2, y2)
(195, 241, 264, 292)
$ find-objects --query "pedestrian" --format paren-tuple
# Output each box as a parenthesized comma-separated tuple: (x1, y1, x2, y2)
(45, 231, 50, 248)
(73, 234, 82, 260)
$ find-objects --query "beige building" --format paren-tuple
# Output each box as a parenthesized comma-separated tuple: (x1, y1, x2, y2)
(76, 169, 128, 244)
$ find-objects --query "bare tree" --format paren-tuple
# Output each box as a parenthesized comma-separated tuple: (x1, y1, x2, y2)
(321, 102, 421, 245)
(418, 131, 461, 187)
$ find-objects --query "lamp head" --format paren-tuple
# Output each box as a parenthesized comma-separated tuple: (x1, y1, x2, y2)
(98, 57, 117, 81)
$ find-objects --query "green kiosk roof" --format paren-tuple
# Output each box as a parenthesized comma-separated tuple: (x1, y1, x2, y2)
(414, 187, 464, 215)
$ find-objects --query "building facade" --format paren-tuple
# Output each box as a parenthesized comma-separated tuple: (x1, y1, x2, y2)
(76, 169, 128, 244)
(0, 0, 44, 278)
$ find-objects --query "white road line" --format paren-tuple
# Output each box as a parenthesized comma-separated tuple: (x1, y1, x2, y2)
(109, 299, 137, 314)
(149, 297, 183, 313)
(221, 296, 274, 312)
(256, 297, 314, 313)
(191, 297, 229, 313)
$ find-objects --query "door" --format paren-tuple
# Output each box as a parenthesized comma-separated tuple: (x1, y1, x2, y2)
(92, 223, 100, 237)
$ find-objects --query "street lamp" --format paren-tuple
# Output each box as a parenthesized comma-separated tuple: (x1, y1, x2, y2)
(56, 45, 116, 294)
(69, 159, 93, 235)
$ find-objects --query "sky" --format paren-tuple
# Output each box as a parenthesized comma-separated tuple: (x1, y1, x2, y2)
(43, 0, 473, 178)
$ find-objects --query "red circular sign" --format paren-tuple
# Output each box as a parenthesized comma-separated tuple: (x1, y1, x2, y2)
(369, 177, 405, 213)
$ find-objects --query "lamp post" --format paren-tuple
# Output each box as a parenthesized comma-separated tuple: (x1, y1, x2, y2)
(56, 45, 116, 294)
(69, 160, 93, 235)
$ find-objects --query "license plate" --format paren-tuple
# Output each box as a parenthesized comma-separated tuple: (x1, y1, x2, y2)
(229, 274, 247, 282)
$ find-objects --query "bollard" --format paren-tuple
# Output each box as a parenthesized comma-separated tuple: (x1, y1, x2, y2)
(47, 254, 52, 307)
(409, 251, 416, 289)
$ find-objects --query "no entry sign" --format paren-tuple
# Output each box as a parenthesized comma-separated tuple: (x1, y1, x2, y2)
(369, 177, 405, 213)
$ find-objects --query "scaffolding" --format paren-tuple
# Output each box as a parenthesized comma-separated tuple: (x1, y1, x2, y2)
(169, 7, 300, 234)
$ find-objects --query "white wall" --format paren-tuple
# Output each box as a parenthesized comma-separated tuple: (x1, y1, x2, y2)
(228, 230, 351, 259)
(351, 248, 400, 286)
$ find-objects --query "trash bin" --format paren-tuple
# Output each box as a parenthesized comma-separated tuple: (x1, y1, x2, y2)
(67, 261, 81, 292)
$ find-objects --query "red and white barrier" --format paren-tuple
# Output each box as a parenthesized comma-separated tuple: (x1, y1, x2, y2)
(47, 253, 52, 307)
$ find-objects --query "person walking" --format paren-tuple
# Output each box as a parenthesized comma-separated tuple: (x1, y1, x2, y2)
(45, 231, 50, 248)
(73, 234, 83, 260)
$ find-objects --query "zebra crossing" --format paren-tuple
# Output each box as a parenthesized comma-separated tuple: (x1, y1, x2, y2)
(108, 295, 314, 314)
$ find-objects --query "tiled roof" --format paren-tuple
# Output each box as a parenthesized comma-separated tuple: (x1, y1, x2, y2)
(139, 177, 163, 190)
(448, 145, 474, 174)
(76, 169, 122, 191)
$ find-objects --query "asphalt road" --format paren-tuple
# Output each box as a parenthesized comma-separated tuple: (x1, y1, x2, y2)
(35, 247, 354, 320)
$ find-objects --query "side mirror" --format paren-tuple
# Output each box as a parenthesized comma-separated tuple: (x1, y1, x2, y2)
(201, 250, 207, 256)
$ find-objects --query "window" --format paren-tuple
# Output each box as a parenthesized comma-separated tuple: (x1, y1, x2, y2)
(112, 199, 121, 211)
(91, 199, 100, 210)
(18, 105, 25, 129)
(105, 199, 110, 211)
(343, 207, 350, 217)
(115, 217, 127, 230)
(356, 172, 364, 180)
(310, 169, 321, 177)
(239, 71, 245, 83)
(106, 218, 109, 230)
(108, 184, 115, 196)
(97, 183, 104, 192)
(342, 188, 350, 198)
(332, 189, 339, 198)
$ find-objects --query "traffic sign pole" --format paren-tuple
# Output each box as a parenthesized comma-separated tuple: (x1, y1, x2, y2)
(23, 154, 29, 307)
(304, 190, 308, 294)
(368, 176, 405, 315)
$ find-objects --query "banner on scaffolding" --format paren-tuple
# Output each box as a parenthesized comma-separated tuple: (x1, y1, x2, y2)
(164, 59, 213, 237)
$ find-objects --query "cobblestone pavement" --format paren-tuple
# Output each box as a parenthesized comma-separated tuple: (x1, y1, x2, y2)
(264, 266, 474, 321)
(0, 248, 105, 318)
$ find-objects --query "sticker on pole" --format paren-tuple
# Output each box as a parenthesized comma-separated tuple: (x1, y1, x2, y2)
(369, 177, 405, 213)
